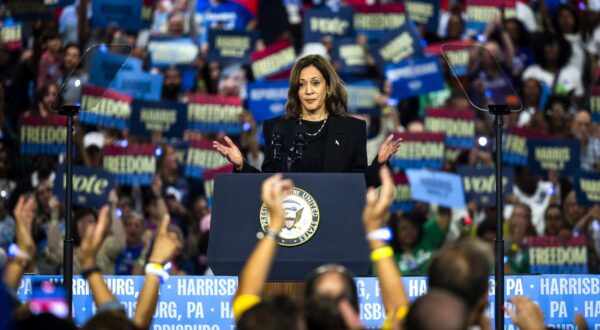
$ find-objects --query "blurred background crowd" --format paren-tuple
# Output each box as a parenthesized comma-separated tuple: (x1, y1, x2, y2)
(0, 0, 599, 278)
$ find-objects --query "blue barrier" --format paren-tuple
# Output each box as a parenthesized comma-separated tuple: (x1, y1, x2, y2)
(17, 275, 600, 328)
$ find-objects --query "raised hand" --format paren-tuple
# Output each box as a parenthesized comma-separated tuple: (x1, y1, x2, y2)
(148, 214, 182, 265)
(506, 296, 545, 330)
(363, 167, 395, 234)
(377, 134, 403, 165)
(261, 174, 293, 233)
(79, 205, 110, 267)
(212, 136, 243, 169)
(13, 195, 37, 257)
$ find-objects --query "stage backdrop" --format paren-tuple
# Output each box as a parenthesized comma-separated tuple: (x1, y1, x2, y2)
(17, 275, 600, 328)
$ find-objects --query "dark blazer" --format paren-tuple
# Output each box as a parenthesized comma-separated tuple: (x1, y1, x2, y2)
(239, 115, 382, 187)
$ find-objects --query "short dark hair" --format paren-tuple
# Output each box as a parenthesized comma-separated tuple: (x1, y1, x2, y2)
(428, 240, 491, 311)
(237, 295, 304, 330)
(404, 290, 468, 330)
(533, 33, 571, 70)
(390, 211, 426, 252)
(82, 311, 138, 330)
(305, 264, 359, 312)
(476, 218, 497, 239)
(304, 295, 348, 330)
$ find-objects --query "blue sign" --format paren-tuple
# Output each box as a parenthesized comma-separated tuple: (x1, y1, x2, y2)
(207, 30, 257, 64)
(386, 56, 445, 100)
(373, 22, 424, 71)
(148, 37, 199, 68)
(130, 100, 187, 139)
(114, 71, 164, 101)
(346, 80, 380, 113)
(574, 171, 600, 207)
(457, 166, 514, 207)
(16, 275, 600, 328)
(527, 139, 580, 175)
(91, 0, 147, 31)
(53, 165, 116, 208)
(247, 80, 289, 122)
(303, 6, 355, 43)
(334, 38, 368, 76)
(406, 169, 466, 208)
(89, 51, 142, 88)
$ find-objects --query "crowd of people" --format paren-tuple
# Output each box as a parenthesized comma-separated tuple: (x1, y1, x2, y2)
(0, 0, 600, 328)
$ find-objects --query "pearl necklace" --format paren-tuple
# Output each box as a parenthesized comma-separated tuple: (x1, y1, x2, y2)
(300, 113, 328, 137)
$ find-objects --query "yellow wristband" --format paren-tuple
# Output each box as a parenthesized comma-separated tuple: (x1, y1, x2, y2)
(370, 246, 394, 262)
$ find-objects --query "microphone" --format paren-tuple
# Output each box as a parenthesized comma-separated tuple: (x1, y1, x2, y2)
(272, 124, 284, 161)
(294, 124, 307, 160)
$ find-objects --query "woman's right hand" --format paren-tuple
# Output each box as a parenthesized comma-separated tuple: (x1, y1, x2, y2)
(213, 136, 244, 170)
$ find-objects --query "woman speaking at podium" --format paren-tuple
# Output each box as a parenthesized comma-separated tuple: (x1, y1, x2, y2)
(213, 54, 401, 187)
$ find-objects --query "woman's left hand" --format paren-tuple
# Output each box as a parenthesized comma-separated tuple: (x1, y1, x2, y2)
(377, 134, 402, 164)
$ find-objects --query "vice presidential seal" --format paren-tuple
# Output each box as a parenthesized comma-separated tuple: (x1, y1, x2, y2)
(259, 187, 320, 246)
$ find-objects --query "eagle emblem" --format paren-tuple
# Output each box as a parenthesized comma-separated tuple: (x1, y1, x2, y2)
(284, 207, 303, 230)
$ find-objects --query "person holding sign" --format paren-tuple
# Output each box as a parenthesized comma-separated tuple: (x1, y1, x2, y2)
(213, 54, 402, 187)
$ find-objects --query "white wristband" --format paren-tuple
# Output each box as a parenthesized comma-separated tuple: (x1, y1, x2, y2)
(366, 227, 392, 242)
(8, 243, 31, 260)
(145, 263, 170, 283)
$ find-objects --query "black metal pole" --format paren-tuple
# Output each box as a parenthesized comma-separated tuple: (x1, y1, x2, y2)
(489, 105, 508, 330)
(60, 105, 80, 321)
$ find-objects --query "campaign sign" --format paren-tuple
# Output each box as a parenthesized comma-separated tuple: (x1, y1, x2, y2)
(207, 30, 257, 64)
(103, 143, 156, 186)
(353, 4, 406, 42)
(6, 0, 53, 20)
(386, 56, 445, 101)
(425, 41, 471, 77)
(187, 94, 243, 135)
(44, 0, 76, 8)
(91, 0, 147, 31)
(527, 138, 580, 175)
(424, 108, 475, 149)
(457, 166, 514, 207)
(406, 169, 466, 208)
(247, 80, 289, 122)
(390, 132, 445, 171)
(15, 275, 600, 327)
(303, 6, 354, 43)
(130, 100, 187, 139)
(148, 37, 199, 68)
(392, 173, 413, 212)
(373, 22, 424, 71)
(89, 51, 143, 88)
(114, 71, 164, 101)
(251, 39, 296, 81)
(527, 236, 588, 274)
(466, 0, 516, 34)
(503, 127, 546, 166)
(184, 139, 232, 179)
(79, 85, 133, 129)
(1, 19, 22, 51)
(334, 38, 368, 76)
(141, 0, 154, 28)
(590, 87, 600, 122)
(202, 164, 234, 206)
(53, 165, 116, 208)
(574, 171, 600, 207)
(346, 80, 379, 113)
(20, 115, 67, 155)
(406, 0, 440, 33)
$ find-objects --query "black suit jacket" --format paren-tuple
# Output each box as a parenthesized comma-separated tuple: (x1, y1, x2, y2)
(239, 115, 382, 187)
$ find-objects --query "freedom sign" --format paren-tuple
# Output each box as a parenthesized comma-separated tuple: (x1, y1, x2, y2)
(20, 115, 67, 155)
(527, 236, 588, 274)
(390, 132, 445, 170)
(406, 0, 440, 33)
(187, 94, 243, 135)
(1, 18, 22, 51)
(373, 22, 424, 71)
(424, 108, 475, 149)
(184, 139, 232, 179)
(386, 56, 445, 100)
(406, 169, 466, 208)
(207, 30, 257, 64)
(466, 0, 516, 34)
(590, 87, 600, 122)
(103, 143, 156, 186)
(503, 127, 546, 166)
(392, 173, 413, 212)
(247, 80, 289, 122)
(303, 6, 354, 43)
(79, 85, 133, 129)
(426, 41, 471, 77)
(353, 4, 406, 42)
(130, 100, 187, 139)
(527, 138, 580, 175)
(251, 39, 296, 81)
(53, 165, 116, 208)
(574, 171, 600, 207)
(457, 166, 514, 207)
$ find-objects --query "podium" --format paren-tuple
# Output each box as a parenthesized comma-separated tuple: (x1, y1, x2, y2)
(208, 173, 370, 281)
